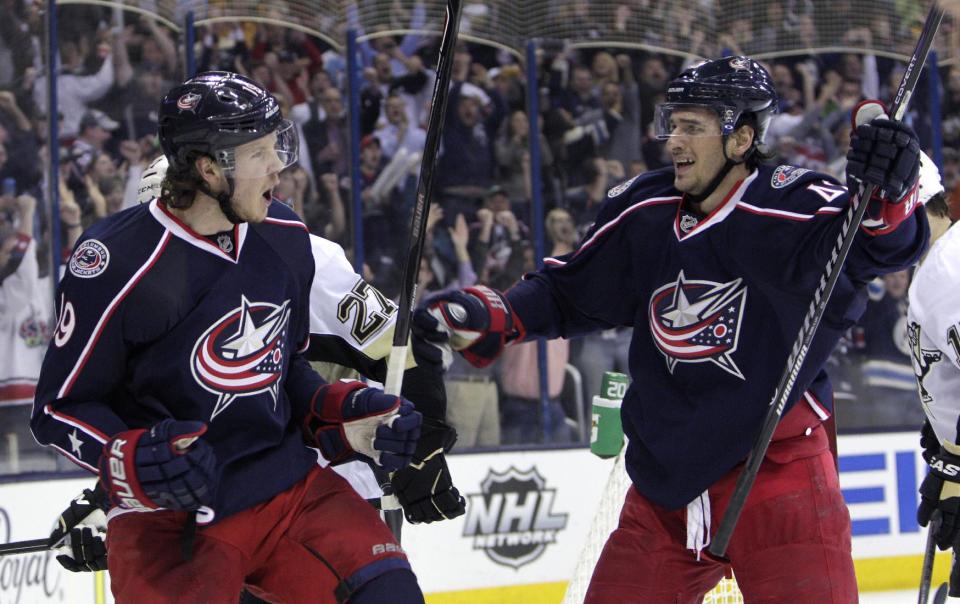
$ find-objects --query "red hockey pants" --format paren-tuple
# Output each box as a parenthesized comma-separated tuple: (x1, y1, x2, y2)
(107, 465, 410, 604)
(585, 408, 857, 603)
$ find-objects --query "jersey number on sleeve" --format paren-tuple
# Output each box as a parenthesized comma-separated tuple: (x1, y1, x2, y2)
(806, 182, 846, 204)
(948, 325, 960, 365)
(337, 281, 396, 345)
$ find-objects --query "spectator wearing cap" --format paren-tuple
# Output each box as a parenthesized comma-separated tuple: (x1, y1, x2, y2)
(468, 185, 528, 292)
(357, 134, 404, 281)
(435, 81, 505, 200)
(71, 110, 118, 172)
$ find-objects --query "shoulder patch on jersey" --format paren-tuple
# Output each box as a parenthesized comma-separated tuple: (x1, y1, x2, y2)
(607, 175, 640, 198)
(69, 239, 110, 278)
(771, 165, 811, 189)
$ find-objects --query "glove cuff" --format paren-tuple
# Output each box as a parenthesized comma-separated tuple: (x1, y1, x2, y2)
(929, 452, 960, 482)
(860, 182, 920, 236)
(99, 429, 158, 511)
(460, 285, 526, 368)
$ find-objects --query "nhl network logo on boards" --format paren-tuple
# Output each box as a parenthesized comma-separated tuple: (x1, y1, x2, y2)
(463, 466, 568, 569)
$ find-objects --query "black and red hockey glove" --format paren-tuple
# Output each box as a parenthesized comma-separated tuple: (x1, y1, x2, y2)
(392, 418, 465, 524)
(98, 419, 217, 512)
(846, 100, 921, 234)
(304, 381, 422, 472)
(417, 285, 524, 368)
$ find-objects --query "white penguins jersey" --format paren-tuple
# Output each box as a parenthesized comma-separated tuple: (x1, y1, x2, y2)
(908, 221, 960, 445)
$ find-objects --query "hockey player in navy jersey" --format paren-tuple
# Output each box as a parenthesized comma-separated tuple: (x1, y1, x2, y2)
(31, 72, 430, 603)
(45, 156, 466, 581)
(419, 56, 928, 602)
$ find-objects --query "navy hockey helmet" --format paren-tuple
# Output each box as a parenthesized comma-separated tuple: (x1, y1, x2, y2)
(158, 71, 297, 177)
(655, 56, 778, 148)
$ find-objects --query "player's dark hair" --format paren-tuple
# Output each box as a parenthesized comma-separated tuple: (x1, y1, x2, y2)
(735, 113, 775, 168)
(925, 192, 953, 221)
(159, 151, 207, 210)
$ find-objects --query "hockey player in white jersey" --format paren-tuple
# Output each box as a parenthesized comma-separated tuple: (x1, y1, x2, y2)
(906, 167, 960, 552)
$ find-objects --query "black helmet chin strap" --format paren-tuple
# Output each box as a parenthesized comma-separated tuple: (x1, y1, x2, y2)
(685, 139, 750, 206)
(198, 176, 244, 225)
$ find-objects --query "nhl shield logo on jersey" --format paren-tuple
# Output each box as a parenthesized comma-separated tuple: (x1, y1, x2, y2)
(462, 466, 568, 569)
(69, 239, 110, 278)
(648, 271, 748, 379)
(771, 165, 811, 189)
(191, 296, 292, 420)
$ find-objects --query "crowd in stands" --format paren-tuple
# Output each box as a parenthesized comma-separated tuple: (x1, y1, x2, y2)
(0, 0, 958, 475)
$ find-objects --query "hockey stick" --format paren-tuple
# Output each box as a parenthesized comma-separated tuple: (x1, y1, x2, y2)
(383, 0, 462, 395)
(373, 0, 462, 537)
(920, 511, 943, 604)
(950, 545, 960, 600)
(709, 3, 944, 558)
(0, 538, 48, 557)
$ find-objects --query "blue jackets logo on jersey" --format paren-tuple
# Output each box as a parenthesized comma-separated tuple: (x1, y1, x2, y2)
(771, 165, 811, 189)
(648, 271, 748, 379)
(190, 296, 292, 419)
(607, 175, 639, 198)
(69, 240, 110, 278)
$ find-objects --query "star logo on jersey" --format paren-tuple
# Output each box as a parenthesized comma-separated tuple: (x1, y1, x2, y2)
(68, 429, 83, 458)
(648, 271, 748, 379)
(191, 296, 291, 420)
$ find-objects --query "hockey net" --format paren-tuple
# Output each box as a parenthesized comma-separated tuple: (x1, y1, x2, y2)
(561, 447, 742, 604)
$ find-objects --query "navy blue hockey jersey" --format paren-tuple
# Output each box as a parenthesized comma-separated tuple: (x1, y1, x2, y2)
(508, 165, 929, 509)
(32, 200, 328, 522)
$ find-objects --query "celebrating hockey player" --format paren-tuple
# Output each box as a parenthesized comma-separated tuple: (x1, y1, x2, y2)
(46, 154, 466, 579)
(419, 56, 928, 602)
(31, 72, 430, 603)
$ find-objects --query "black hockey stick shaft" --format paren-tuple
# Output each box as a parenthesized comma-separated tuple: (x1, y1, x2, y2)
(0, 538, 48, 557)
(709, 3, 944, 558)
(920, 511, 943, 604)
(383, 0, 463, 396)
(950, 545, 960, 598)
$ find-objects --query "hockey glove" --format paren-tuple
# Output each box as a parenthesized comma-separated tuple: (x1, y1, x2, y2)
(304, 381, 422, 472)
(98, 419, 217, 512)
(48, 484, 109, 572)
(846, 101, 921, 234)
(392, 418, 466, 524)
(419, 285, 524, 368)
(918, 444, 960, 550)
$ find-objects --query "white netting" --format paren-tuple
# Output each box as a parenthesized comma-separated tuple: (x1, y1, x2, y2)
(561, 447, 743, 604)
(83, 0, 957, 64)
